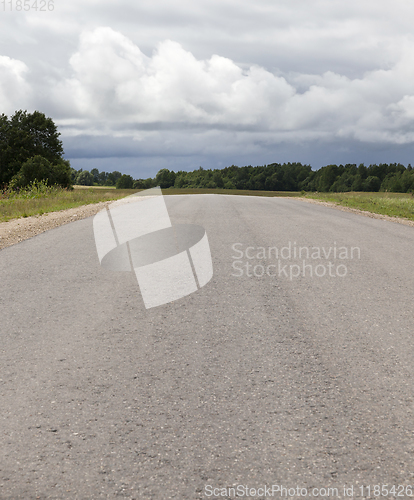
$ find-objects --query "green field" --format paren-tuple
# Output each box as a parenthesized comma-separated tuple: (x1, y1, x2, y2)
(303, 191, 414, 221)
(1, 184, 414, 223)
(0, 185, 133, 222)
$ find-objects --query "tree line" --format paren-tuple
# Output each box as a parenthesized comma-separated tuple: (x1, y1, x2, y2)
(150, 162, 414, 193)
(72, 168, 156, 189)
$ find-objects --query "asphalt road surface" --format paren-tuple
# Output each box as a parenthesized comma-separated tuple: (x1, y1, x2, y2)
(1, 194, 413, 499)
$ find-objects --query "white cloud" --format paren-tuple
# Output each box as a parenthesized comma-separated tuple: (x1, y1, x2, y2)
(51, 26, 414, 146)
(53, 28, 295, 127)
(0, 56, 30, 114)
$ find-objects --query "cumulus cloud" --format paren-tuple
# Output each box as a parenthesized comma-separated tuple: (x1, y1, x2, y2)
(52, 26, 414, 147)
(0, 56, 31, 114)
(54, 27, 294, 129)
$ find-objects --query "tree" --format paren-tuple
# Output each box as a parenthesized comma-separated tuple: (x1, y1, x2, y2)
(70, 167, 79, 183)
(76, 170, 94, 186)
(0, 113, 11, 183)
(212, 171, 224, 188)
(98, 171, 108, 185)
(142, 178, 154, 189)
(317, 165, 343, 192)
(174, 172, 189, 188)
(400, 169, 414, 192)
(133, 179, 145, 189)
(0, 110, 65, 185)
(155, 168, 176, 188)
(362, 176, 381, 192)
(106, 171, 122, 186)
(351, 174, 363, 191)
(50, 159, 72, 188)
(357, 163, 368, 179)
(91, 168, 100, 184)
(116, 174, 134, 189)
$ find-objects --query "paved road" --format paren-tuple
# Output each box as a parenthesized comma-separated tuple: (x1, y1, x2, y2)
(0, 195, 413, 499)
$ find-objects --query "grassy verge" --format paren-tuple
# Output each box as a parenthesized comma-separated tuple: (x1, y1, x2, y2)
(304, 191, 414, 221)
(0, 185, 136, 222)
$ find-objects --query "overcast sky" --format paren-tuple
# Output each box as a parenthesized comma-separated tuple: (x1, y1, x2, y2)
(1, 0, 414, 178)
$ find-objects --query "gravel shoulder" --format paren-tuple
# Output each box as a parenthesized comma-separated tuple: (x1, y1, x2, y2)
(1, 196, 413, 251)
(0, 201, 112, 250)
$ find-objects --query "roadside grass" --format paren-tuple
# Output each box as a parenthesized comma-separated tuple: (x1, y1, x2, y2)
(304, 191, 414, 221)
(0, 184, 135, 222)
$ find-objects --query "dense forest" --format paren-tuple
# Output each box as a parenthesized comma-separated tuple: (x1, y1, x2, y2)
(148, 162, 414, 193)
(31, 161, 414, 193)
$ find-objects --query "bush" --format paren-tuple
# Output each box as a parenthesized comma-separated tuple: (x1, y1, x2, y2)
(10, 155, 72, 189)
(133, 179, 145, 189)
(17, 179, 61, 199)
(143, 178, 154, 189)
